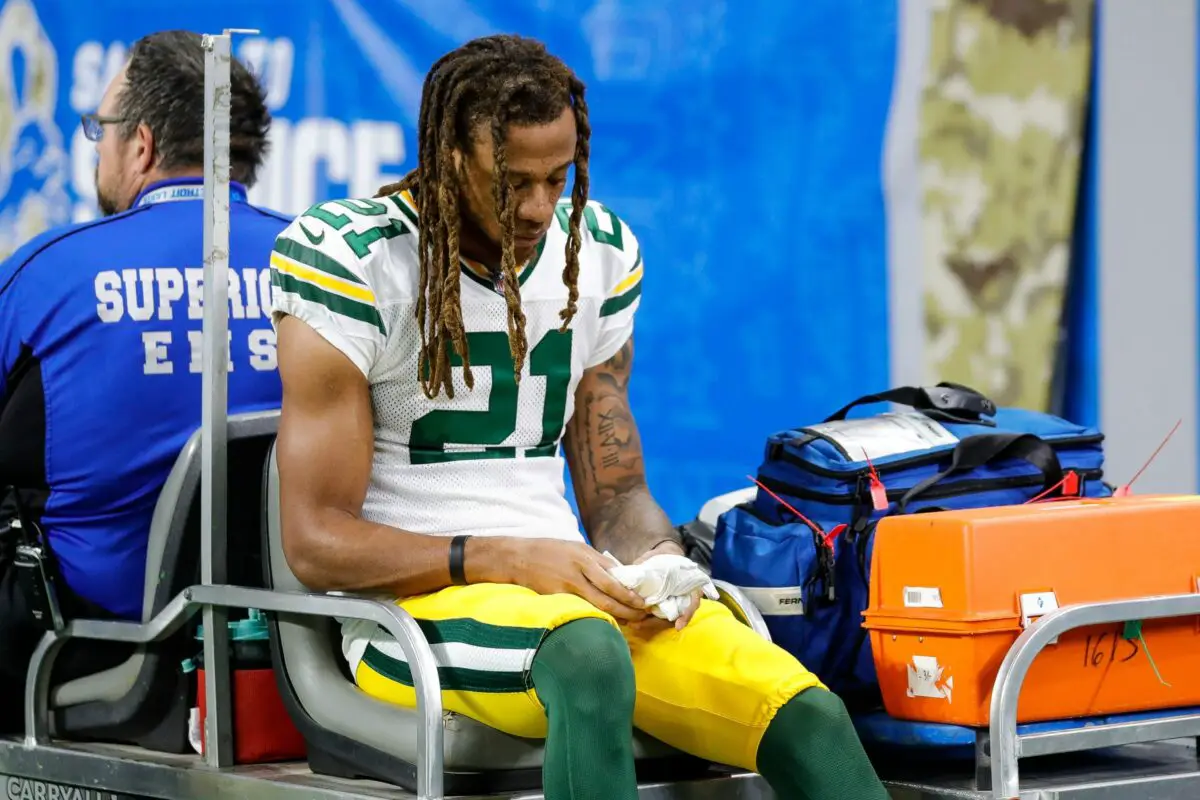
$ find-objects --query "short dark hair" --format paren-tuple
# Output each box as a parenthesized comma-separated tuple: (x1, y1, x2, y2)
(117, 30, 271, 186)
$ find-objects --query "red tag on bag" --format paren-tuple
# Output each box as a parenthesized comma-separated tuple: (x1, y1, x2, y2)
(825, 523, 846, 552)
(869, 476, 888, 512)
(862, 449, 889, 511)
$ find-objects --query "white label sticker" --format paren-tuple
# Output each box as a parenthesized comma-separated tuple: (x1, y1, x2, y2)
(906, 655, 954, 703)
(1020, 591, 1060, 645)
(806, 412, 959, 461)
(903, 586, 944, 608)
(738, 586, 806, 616)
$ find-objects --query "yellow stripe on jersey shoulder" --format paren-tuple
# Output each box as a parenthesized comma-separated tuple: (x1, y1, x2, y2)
(608, 256, 643, 298)
(270, 256, 387, 335)
(396, 190, 420, 218)
(270, 251, 376, 305)
(600, 252, 643, 317)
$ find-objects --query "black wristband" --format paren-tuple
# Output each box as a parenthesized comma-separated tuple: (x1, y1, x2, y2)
(449, 535, 471, 585)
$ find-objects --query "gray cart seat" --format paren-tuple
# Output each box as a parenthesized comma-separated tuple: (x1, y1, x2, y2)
(49, 410, 280, 752)
(260, 441, 771, 794)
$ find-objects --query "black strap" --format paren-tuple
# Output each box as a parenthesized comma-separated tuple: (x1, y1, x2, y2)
(895, 433, 1063, 513)
(824, 382, 997, 426)
(448, 534, 471, 585)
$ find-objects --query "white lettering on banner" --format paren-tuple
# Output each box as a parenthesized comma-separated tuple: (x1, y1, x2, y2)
(65, 36, 407, 220)
(70, 125, 98, 223)
(248, 118, 406, 215)
(68, 40, 127, 224)
(237, 36, 294, 110)
(70, 41, 126, 113)
(292, 119, 347, 209)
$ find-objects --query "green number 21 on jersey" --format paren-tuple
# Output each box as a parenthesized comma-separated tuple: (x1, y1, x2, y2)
(409, 330, 574, 464)
(321, 197, 626, 465)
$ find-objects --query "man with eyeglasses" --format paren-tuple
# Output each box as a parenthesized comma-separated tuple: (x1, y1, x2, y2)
(0, 29, 287, 732)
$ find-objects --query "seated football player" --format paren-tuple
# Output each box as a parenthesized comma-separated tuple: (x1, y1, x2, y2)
(269, 34, 889, 800)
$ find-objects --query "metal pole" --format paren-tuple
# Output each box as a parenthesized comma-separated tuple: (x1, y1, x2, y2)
(199, 27, 257, 770)
(988, 593, 1200, 798)
(23, 587, 446, 798)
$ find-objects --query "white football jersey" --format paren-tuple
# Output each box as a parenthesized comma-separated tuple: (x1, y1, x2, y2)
(269, 190, 643, 544)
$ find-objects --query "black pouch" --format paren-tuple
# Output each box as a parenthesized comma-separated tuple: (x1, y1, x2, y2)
(6, 487, 64, 632)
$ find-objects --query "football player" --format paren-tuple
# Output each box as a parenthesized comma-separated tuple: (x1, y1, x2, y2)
(269, 34, 887, 800)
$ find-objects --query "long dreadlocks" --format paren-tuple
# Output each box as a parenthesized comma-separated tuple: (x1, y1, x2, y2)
(376, 35, 591, 400)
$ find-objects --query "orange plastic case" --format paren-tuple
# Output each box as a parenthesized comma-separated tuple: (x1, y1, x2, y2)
(861, 495, 1200, 727)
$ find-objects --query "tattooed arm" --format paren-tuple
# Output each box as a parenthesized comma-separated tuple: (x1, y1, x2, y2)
(562, 337, 683, 565)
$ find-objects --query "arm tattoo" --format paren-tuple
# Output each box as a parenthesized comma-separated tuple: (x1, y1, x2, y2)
(563, 338, 678, 563)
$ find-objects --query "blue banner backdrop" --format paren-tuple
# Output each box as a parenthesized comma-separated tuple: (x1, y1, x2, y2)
(0, 0, 898, 521)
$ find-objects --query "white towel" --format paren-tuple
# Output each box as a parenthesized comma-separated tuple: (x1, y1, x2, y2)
(605, 552, 719, 622)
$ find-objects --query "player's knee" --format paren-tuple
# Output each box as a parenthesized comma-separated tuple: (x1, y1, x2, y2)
(532, 618, 635, 719)
(779, 686, 852, 734)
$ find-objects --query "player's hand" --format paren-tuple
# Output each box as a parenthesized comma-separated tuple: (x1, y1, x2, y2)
(630, 539, 703, 632)
(498, 538, 649, 622)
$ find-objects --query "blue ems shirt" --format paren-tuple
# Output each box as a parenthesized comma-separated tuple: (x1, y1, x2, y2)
(0, 178, 288, 619)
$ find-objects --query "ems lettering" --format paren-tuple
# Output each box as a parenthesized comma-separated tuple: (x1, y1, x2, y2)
(248, 329, 278, 372)
(186, 330, 234, 375)
(139, 329, 277, 376)
(142, 331, 173, 375)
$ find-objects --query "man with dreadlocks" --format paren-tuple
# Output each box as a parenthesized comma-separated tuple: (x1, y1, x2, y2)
(268, 34, 887, 800)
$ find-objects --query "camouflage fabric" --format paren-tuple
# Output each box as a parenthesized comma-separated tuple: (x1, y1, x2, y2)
(919, 0, 1093, 409)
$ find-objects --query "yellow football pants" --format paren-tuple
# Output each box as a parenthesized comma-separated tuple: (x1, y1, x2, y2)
(350, 583, 824, 772)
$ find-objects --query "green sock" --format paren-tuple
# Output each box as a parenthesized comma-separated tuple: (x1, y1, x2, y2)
(530, 619, 638, 800)
(756, 688, 890, 800)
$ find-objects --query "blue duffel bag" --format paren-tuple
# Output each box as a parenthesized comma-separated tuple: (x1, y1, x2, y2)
(711, 383, 1110, 707)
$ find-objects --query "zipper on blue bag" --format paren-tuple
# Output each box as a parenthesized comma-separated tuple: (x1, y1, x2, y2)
(750, 476, 838, 605)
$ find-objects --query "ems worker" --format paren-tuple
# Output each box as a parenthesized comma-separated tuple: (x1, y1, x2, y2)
(0, 30, 286, 731)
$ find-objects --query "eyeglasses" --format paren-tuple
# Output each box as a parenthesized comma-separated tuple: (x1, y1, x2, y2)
(80, 113, 128, 142)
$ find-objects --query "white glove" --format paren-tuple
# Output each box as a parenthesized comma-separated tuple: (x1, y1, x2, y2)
(605, 552, 719, 622)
